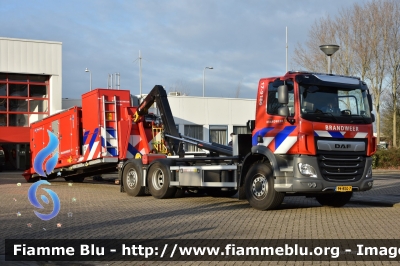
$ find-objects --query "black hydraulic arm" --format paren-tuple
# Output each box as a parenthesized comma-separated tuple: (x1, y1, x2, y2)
(132, 85, 233, 156)
(166, 134, 233, 156)
(133, 85, 182, 155)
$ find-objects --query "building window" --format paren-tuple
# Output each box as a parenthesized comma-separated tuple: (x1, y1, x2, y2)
(0, 74, 49, 127)
(210, 125, 228, 145)
(233, 126, 251, 134)
(184, 125, 203, 152)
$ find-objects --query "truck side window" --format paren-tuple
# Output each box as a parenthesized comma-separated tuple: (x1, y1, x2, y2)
(266, 81, 294, 116)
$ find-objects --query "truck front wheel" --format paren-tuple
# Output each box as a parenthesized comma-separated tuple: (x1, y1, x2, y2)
(316, 192, 353, 207)
(147, 161, 177, 199)
(123, 162, 145, 196)
(245, 162, 284, 210)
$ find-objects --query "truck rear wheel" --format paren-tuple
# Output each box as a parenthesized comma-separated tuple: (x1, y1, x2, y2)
(147, 161, 176, 199)
(123, 162, 145, 196)
(245, 162, 284, 210)
(316, 192, 353, 207)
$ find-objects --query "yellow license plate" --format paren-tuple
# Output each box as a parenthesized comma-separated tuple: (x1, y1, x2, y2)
(336, 186, 352, 192)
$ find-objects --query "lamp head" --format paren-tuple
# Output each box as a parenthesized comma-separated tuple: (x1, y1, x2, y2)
(319, 44, 340, 56)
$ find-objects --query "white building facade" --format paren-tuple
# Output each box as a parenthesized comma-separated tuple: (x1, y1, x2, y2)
(167, 95, 255, 146)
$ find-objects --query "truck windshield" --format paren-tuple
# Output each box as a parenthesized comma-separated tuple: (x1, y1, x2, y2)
(299, 84, 372, 124)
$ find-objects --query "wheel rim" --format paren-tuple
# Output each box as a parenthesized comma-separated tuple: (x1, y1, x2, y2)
(151, 168, 164, 190)
(126, 168, 138, 189)
(251, 174, 268, 199)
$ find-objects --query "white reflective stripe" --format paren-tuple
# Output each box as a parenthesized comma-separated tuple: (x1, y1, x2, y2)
(314, 130, 332, 138)
(88, 141, 99, 160)
(262, 137, 274, 147)
(315, 130, 368, 138)
(101, 126, 105, 136)
(274, 136, 297, 154)
(130, 135, 140, 147)
(107, 130, 115, 144)
(354, 132, 368, 138)
(127, 135, 141, 158)
(82, 144, 88, 155)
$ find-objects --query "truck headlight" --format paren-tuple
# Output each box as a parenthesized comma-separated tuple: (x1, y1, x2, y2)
(298, 163, 317, 178)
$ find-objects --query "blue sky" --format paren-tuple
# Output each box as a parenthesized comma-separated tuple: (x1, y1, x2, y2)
(1, 0, 368, 99)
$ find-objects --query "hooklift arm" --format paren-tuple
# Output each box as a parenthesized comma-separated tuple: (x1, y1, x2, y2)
(132, 85, 233, 156)
(132, 85, 182, 155)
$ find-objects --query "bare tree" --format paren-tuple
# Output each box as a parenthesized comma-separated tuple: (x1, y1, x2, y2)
(294, 16, 336, 72)
(385, 0, 400, 147)
(364, 1, 390, 145)
(381, 90, 400, 146)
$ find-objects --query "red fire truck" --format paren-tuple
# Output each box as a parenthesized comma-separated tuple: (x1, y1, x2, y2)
(24, 71, 376, 210)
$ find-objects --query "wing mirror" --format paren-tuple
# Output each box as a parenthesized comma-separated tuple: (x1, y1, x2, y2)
(278, 85, 288, 104)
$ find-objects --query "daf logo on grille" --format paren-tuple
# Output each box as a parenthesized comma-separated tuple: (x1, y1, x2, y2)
(335, 144, 351, 149)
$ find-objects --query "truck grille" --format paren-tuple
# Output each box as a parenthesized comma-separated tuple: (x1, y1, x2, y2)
(318, 154, 365, 182)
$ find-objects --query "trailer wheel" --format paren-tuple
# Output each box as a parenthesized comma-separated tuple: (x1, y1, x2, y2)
(316, 192, 353, 207)
(245, 162, 284, 210)
(147, 161, 176, 199)
(123, 162, 145, 197)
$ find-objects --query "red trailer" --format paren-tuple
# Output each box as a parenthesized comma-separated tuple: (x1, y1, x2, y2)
(24, 88, 156, 182)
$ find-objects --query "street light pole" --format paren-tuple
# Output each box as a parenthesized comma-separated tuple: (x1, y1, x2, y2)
(203, 66, 213, 97)
(85, 68, 92, 91)
(319, 44, 340, 74)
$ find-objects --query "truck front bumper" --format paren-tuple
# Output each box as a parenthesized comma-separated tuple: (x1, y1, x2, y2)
(274, 155, 373, 193)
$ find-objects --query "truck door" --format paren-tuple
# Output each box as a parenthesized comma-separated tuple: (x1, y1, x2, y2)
(253, 79, 298, 154)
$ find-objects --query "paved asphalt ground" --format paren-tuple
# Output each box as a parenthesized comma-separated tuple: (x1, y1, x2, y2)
(1, 170, 400, 265)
